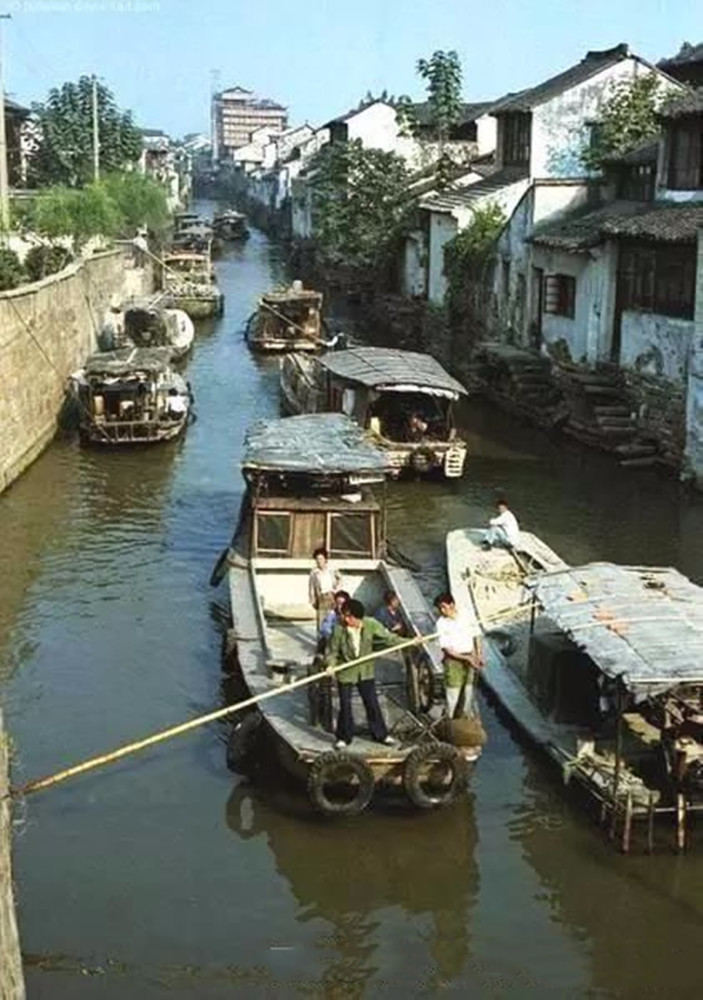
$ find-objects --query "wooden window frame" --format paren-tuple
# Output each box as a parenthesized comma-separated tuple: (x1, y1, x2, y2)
(502, 112, 532, 168)
(617, 242, 695, 320)
(543, 274, 576, 319)
(667, 121, 703, 191)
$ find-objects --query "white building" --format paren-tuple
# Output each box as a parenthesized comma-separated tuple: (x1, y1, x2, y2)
(421, 43, 680, 306)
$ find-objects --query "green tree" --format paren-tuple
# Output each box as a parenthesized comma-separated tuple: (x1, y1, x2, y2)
(443, 201, 506, 301)
(29, 76, 142, 187)
(582, 74, 663, 171)
(309, 139, 410, 269)
(416, 50, 463, 146)
(101, 172, 170, 235)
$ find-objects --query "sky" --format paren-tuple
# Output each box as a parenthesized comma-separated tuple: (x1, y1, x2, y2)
(3, 0, 700, 138)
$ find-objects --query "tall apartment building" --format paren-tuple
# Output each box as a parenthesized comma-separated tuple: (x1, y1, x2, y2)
(211, 86, 288, 162)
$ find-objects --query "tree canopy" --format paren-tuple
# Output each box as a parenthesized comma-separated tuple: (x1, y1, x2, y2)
(308, 139, 410, 269)
(29, 76, 142, 188)
(581, 74, 664, 171)
(416, 50, 464, 144)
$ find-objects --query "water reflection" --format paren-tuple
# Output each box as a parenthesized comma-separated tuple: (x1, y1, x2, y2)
(225, 782, 479, 993)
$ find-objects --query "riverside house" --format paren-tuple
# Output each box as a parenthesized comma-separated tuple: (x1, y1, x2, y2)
(418, 44, 680, 305)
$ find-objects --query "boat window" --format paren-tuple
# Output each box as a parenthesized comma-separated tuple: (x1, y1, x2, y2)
(256, 512, 292, 555)
(329, 513, 374, 557)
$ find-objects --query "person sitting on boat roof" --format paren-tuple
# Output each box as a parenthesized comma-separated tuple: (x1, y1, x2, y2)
(434, 593, 483, 720)
(318, 590, 351, 648)
(326, 598, 401, 749)
(309, 547, 342, 631)
(483, 498, 520, 550)
(374, 590, 405, 635)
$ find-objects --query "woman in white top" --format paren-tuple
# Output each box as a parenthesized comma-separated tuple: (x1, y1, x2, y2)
(485, 498, 520, 549)
(309, 547, 342, 630)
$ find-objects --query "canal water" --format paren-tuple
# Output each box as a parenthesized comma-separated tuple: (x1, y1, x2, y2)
(3, 213, 703, 997)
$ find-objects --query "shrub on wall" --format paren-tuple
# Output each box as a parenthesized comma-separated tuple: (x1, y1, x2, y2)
(0, 249, 27, 291)
(24, 244, 74, 282)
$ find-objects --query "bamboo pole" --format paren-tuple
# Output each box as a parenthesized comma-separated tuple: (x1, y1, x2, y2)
(13, 632, 438, 798)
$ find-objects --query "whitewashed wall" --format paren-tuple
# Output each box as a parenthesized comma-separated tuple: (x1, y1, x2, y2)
(402, 232, 427, 297)
(620, 312, 694, 380)
(528, 60, 681, 179)
(427, 213, 458, 304)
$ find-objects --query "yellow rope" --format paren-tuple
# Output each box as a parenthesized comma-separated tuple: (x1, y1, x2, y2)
(15, 631, 439, 797)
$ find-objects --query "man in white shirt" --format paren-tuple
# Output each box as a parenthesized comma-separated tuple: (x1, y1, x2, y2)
(309, 547, 342, 630)
(434, 592, 483, 719)
(484, 498, 520, 550)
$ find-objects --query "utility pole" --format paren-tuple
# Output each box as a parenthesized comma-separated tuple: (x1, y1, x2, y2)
(0, 13, 13, 233)
(91, 73, 99, 182)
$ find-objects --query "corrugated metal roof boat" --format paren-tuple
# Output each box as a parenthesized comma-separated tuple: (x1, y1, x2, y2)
(211, 414, 482, 816)
(245, 281, 326, 353)
(447, 527, 703, 851)
(281, 347, 468, 478)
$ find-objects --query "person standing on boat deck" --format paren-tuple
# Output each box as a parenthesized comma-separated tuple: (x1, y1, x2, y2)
(374, 590, 405, 634)
(319, 590, 351, 648)
(434, 593, 483, 719)
(326, 598, 401, 748)
(309, 547, 341, 630)
(484, 498, 520, 550)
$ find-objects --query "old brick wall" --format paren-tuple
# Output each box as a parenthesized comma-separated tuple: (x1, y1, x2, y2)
(0, 714, 24, 1000)
(0, 250, 150, 492)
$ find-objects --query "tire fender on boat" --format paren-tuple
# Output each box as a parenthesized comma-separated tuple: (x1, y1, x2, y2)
(402, 742, 468, 810)
(307, 751, 375, 817)
(226, 711, 264, 774)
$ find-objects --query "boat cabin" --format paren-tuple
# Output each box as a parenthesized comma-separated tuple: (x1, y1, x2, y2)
(281, 347, 468, 478)
(73, 346, 190, 445)
(246, 282, 324, 353)
(213, 209, 249, 240)
(161, 251, 223, 318)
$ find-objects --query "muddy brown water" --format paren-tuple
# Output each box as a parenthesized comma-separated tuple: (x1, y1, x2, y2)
(3, 211, 703, 997)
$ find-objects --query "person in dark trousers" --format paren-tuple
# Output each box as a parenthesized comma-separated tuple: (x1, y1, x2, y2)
(325, 598, 402, 748)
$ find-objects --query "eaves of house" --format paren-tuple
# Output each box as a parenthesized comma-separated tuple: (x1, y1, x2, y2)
(419, 166, 527, 214)
(531, 199, 703, 251)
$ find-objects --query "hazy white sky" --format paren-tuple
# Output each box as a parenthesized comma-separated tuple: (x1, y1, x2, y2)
(3, 0, 699, 137)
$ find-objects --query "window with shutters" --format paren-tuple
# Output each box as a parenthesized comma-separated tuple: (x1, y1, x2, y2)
(617, 243, 695, 319)
(667, 121, 703, 190)
(502, 113, 531, 167)
(543, 274, 576, 318)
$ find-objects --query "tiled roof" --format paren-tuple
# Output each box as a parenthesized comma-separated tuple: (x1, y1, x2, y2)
(531, 200, 703, 250)
(659, 42, 703, 70)
(325, 100, 393, 127)
(491, 44, 633, 114)
(601, 138, 659, 166)
(420, 167, 527, 214)
(659, 87, 703, 118)
(411, 100, 497, 126)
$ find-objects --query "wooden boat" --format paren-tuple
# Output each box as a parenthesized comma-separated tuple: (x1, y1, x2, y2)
(161, 250, 224, 319)
(213, 209, 250, 240)
(120, 298, 195, 359)
(280, 347, 468, 478)
(447, 527, 703, 851)
(71, 346, 191, 445)
(245, 282, 325, 353)
(214, 414, 482, 816)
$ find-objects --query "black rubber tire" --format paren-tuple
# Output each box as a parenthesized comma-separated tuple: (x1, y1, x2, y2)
(307, 751, 375, 817)
(402, 742, 469, 810)
(226, 711, 263, 774)
(210, 547, 231, 588)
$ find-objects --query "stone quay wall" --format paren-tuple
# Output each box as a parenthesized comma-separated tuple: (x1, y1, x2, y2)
(0, 713, 24, 1000)
(0, 248, 150, 493)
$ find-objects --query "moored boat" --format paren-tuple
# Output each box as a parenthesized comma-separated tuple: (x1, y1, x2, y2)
(213, 413, 483, 816)
(213, 209, 250, 240)
(447, 527, 703, 851)
(245, 281, 325, 352)
(71, 346, 191, 445)
(161, 250, 224, 319)
(280, 347, 468, 478)
(121, 298, 195, 359)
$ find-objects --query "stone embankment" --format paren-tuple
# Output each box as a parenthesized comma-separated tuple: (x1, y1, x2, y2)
(0, 249, 152, 493)
(0, 713, 24, 999)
